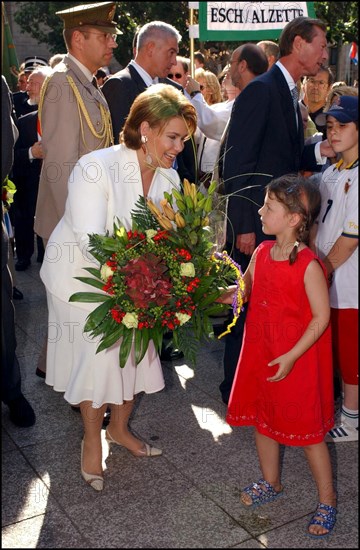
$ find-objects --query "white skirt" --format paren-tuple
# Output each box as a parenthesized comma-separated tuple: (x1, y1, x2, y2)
(45, 292, 165, 408)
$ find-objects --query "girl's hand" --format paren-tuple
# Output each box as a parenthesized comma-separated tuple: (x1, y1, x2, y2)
(267, 353, 295, 382)
(215, 285, 237, 304)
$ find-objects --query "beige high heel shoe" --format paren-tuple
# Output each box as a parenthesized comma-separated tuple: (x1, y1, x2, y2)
(81, 440, 104, 491)
(105, 429, 162, 457)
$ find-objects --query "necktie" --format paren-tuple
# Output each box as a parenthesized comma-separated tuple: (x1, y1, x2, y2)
(291, 86, 299, 112)
(91, 77, 98, 89)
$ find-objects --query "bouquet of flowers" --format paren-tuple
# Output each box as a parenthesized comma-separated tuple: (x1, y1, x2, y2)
(69, 179, 244, 368)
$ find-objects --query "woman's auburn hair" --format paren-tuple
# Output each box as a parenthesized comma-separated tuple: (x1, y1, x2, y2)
(120, 83, 197, 149)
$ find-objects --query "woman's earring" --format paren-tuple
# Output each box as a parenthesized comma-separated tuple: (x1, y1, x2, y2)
(141, 135, 153, 165)
(145, 151, 153, 165)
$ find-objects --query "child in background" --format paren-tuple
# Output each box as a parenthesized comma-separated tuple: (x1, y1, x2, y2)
(314, 96, 358, 443)
(225, 174, 336, 538)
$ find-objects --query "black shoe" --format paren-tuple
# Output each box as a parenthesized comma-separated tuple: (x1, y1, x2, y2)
(102, 408, 111, 428)
(221, 395, 229, 405)
(160, 346, 184, 361)
(15, 259, 30, 271)
(12, 287, 24, 300)
(7, 394, 36, 427)
(35, 367, 46, 379)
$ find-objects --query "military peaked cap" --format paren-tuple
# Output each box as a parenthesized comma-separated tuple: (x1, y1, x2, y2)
(56, 2, 122, 34)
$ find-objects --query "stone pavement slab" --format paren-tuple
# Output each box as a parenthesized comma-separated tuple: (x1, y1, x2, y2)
(2, 262, 358, 548)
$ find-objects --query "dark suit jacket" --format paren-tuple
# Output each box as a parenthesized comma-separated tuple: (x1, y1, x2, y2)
(12, 91, 37, 119)
(1, 76, 21, 401)
(223, 64, 319, 244)
(101, 64, 147, 144)
(12, 111, 42, 212)
(102, 65, 197, 182)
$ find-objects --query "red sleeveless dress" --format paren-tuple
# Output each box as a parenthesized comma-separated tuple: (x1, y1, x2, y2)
(226, 241, 334, 446)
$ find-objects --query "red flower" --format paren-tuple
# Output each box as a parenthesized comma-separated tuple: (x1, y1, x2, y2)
(121, 253, 173, 309)
(111, 307, 125, 323)
(176, 248, 192, 261)
(153, 230, 169, 242)
(103, 276, 115, 294)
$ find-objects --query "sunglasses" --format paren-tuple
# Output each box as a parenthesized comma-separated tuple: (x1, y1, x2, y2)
(168, 73, 183, 79)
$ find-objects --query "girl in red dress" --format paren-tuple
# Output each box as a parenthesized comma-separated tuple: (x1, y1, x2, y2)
(225, 174, 336, 538)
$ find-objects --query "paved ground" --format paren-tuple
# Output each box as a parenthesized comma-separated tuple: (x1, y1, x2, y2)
(2, 259, 358, 548)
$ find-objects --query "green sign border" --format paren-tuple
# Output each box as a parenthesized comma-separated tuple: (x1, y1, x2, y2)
(199, 2, 316, 41)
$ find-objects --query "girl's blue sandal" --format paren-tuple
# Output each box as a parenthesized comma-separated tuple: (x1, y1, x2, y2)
(307, 502, 337, 538)
(240, 478, 283, 508)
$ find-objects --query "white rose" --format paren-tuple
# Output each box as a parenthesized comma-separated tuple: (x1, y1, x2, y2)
(180, 262, 195, 277)
(175, 312, 192, 326)
(100, 264, 114, 281)
(145, 229, 157, 242)
(122, 312, 139, 329)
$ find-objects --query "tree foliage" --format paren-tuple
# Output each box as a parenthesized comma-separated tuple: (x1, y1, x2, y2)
(314, 2, 358, 44)
(13, 1, 359, 67)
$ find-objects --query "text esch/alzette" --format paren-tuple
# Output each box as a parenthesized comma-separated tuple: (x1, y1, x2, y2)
(210, 7, 304, 25)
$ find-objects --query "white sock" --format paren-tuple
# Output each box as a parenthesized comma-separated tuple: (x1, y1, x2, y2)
(341, 405, 358, 428)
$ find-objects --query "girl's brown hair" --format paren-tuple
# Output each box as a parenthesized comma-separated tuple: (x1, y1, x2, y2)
(266, 174, 321, 264)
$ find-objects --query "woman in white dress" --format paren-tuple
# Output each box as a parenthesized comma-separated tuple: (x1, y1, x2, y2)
(40, 84, 197, 490)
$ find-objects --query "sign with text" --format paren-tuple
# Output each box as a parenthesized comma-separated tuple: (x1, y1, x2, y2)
(199, 2, 315, 41)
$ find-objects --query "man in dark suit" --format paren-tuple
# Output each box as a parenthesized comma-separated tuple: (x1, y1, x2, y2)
(12, 66, 53, 271)
(102, 21, 197, 183)
(2, 75, 35, 427)
(12, 56, 48, 119)
(220, 16, 336, 404)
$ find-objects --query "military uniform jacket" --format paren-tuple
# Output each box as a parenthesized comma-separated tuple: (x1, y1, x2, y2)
(34, 55, 112, 240)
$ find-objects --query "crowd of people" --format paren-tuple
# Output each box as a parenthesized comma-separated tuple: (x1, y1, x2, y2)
(2, 1, 358, 540)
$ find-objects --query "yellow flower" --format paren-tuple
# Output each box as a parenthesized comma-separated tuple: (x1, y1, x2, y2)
(147, 198, 161, 217)
(180, 262, 195, 277)
(100, 264, 114, 281)
(175, 312, 191, 326)
(161, 201, 176, 221)
(158, 215, 173, 230)
(175, 211, 186, 228)
(122, 312, 139, 329)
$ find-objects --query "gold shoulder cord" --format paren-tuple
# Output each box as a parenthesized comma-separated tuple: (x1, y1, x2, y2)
(38, 75, 114, 149)
(37, 74, 52, 133)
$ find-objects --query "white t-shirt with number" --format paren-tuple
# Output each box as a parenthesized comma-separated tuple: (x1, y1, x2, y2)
(315, 160, 358, 309)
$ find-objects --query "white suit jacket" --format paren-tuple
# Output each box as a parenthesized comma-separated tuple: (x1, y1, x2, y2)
(40, 144, 180, 309)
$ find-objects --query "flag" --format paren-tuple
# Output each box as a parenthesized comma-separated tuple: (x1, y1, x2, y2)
(2, 2, 19, 91)
(349, 42, 358, 65)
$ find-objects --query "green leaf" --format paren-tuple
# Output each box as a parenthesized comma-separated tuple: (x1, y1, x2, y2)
(74, 277, 106, 291)
(84, 300, 113, 332)
(134, 329, 150, 365)
(69, 292, 109, 303)
(119, 329, 134, 368)
(96, 325, 123, 353)
(82, 267, 102, 279)
(150, 329, 163, 354)
(203, 303, 230, 317)
(198, 291, 221, 308)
